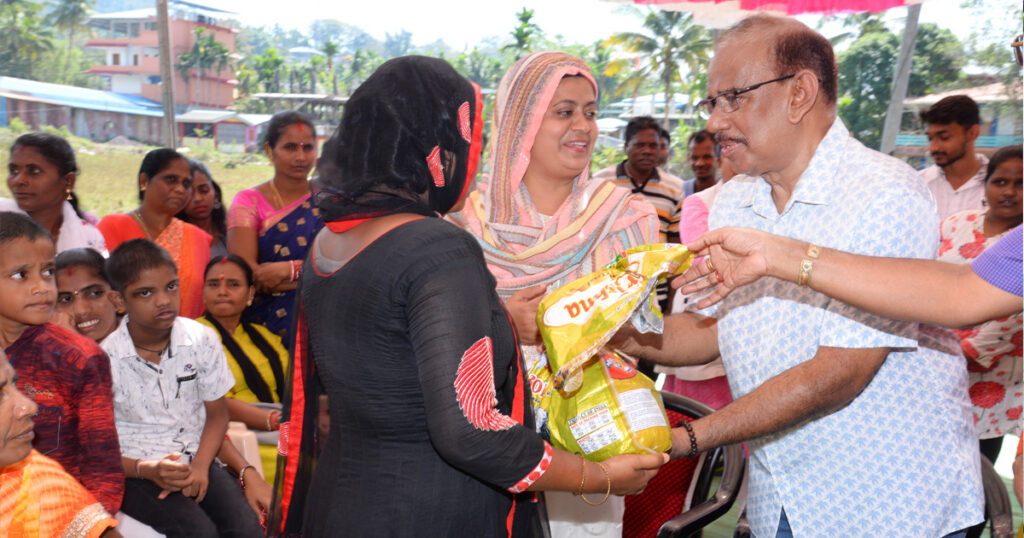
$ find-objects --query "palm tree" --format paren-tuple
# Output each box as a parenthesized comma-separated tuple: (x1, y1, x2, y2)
(49, 0, 93, 83)
(0, 0, 54, 78)
(607, 9, 711, 127)
(321, 39, 339, 94)
(502, 7, 540, 60)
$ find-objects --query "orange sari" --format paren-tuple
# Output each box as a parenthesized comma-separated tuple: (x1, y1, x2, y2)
(0, 450, 117, 538)
(97, 214, 212, 318)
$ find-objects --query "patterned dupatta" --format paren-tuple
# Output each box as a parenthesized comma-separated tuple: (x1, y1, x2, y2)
(248, 195, 323, 337)
(0, 450, 117, 538)
(452, 52, 657, 301)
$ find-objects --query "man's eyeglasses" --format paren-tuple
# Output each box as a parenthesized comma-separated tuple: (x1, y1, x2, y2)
(1012, 34, 1023, 67)
(696, 74, 795, 120)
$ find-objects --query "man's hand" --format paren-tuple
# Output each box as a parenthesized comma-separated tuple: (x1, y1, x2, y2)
(186, 461, 211, 503)
(142, 453, 191, 500)
(241, 466, 272, 516)
(505, 284, 547, 345)
(674, 227, 777, 308)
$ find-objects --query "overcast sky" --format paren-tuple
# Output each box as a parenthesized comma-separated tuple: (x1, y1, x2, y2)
(207, 0, 1011, 51)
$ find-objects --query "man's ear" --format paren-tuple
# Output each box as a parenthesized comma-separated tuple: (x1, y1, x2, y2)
(965, 123, 981, 143)
(787, 70, 820, 124)
(109, 290, 127, 314)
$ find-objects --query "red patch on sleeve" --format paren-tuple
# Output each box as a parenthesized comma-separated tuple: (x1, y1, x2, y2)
(458, 101, 472, 142)
(426, 146, 445, 187)
(454, 337, 517, 431)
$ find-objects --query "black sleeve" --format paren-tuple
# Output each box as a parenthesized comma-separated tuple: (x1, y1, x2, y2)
(404, 231, 549, 491)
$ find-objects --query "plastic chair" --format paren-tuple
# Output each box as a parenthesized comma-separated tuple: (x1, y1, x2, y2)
(622, 392, 747, 538)
(980, 454, 1014, 538)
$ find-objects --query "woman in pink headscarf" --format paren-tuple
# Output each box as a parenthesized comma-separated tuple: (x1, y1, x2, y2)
(453, 51, 658, 537)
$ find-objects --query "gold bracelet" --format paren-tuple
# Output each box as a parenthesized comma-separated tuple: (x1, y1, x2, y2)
(575, 457, 587, 497)
(134, 458, 143, 480)
(797, 244, 821, 286)
(580, 462, 611, 506)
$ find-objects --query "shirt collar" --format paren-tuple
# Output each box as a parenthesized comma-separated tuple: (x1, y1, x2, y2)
(739, 118, 850, 219)
(617, 160, 662, 181)
(102, 315, 194, 360)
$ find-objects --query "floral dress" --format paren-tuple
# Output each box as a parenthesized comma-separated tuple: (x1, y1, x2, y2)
(939, 210, 1023, 438)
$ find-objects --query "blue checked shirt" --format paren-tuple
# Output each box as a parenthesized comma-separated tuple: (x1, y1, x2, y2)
(708, 119, 983, 537)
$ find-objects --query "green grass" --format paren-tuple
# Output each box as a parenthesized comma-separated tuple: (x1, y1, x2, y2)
(0, 129, 274, 218)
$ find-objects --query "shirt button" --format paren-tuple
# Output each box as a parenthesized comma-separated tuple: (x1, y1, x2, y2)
(179, 428, 184, 432)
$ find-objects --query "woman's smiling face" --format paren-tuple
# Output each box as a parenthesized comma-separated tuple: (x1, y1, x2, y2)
(527, 76, 598, 183)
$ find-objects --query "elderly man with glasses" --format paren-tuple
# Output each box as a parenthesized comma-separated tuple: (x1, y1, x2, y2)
(618, 14, 983, 538)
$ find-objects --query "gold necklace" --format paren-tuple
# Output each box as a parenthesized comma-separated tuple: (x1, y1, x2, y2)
(131, 209, 154, 240)
(267, 180, 286, 209)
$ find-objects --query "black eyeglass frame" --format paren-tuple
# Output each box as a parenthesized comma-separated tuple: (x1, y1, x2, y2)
(696, 74, 796, 120)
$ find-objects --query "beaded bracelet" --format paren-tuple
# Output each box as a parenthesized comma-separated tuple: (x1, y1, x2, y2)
(681, 420, 699, 459)
(238, 464, 256, 490)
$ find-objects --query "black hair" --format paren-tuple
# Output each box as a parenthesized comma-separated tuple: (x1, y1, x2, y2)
(263, 110, 316, 150)
(55, 248, 111, 285)
(105, 239, 177, 293)
(688, 129, 714, 147)
(624, 116, 661, 146)
(723, 14, 838, 104)
(984, 145, 1024, 183)
(0, 212, 52, 252)
(137, 148, 189, 202)
(176, 159, 227, 239)
(204, 254, 254, 286)
(315, 55, 479, 216)
(659, 126, 671, 143)
(919, 95, 981, 128)
(713, 141, 723, 161)
(11, 132, 87, 220)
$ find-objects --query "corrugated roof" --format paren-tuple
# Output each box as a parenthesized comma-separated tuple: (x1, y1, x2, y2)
(236, 113, 272, 126)
(176, 109, 236, 123)
(0, 76, 165, 117)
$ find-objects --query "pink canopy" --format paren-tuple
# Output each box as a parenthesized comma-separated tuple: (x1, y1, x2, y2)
(606, 0, 922, 27)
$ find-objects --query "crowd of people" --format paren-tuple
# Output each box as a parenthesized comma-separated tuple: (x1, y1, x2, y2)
(0, 12, 1020, 538)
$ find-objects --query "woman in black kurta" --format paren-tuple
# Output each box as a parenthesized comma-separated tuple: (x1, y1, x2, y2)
(269, 56, 666, 538)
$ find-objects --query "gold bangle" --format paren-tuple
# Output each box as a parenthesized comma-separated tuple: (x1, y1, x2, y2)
(580, 462, 611, 506)
(134, 458, 143, 480)
(575, 457, 587, 497)
(797, 244, 821, 286)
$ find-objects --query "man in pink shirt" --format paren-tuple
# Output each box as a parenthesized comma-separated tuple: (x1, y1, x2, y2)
(918, 95, 988, 220)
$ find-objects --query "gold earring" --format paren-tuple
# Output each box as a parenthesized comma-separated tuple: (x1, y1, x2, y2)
(65, 189, 72, 201)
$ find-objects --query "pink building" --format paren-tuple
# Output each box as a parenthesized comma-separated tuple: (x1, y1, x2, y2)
(85, 1, 238, 110)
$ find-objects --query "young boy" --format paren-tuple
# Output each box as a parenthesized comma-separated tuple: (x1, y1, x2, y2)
(0, 211, 124, 514)
(102, 239, 261, 537)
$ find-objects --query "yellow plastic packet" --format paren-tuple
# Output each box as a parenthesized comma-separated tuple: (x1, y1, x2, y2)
(545, 350, 671, 461)
(536, 244, 694, 460)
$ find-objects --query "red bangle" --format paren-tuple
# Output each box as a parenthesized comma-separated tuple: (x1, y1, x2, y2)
(289, 260, 302, 282)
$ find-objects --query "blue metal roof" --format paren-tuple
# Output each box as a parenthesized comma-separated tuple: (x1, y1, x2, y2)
(0, 76, 165, 118)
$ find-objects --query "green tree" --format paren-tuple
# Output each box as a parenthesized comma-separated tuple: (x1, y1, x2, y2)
(49, 0, 93, 82)
(453, 47, 503, 89)
(383, 29, 411, 59)
(0, 0, 55, 79)
(837, 22, 965, 148)
(607, 9, 711, 127)
(252, 47, 285, 93)
(321, 39, 339, 94)
(502, 7, 540, 60)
